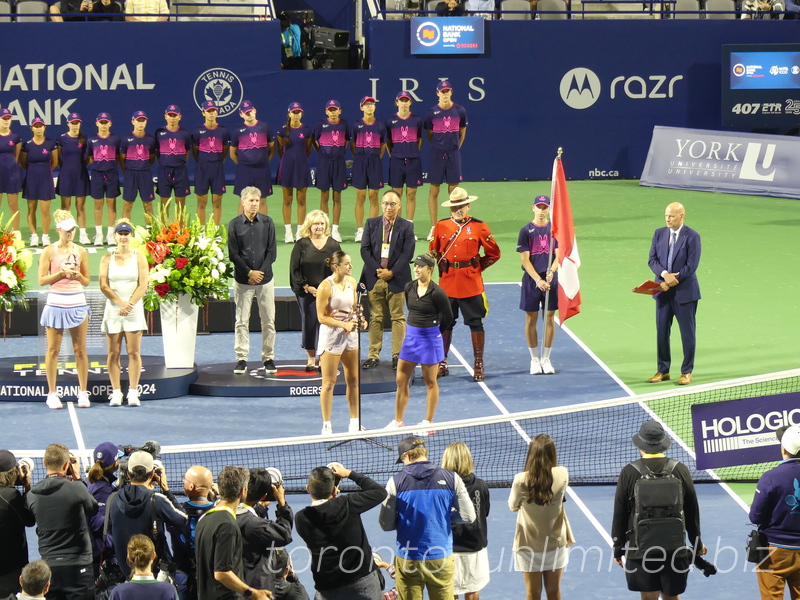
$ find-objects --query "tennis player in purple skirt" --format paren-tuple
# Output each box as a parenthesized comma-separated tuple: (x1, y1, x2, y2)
(55, 113, 92, 244)
(21, 117, 58, 247)
(277, 102, 312, 244)
(0, 108, 22, 232)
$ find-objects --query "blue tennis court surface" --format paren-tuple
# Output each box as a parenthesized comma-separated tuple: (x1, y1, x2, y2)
(4, 283, 758, 598)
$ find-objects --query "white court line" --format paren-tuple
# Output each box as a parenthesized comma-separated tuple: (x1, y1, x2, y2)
(67, 402, 90, 471)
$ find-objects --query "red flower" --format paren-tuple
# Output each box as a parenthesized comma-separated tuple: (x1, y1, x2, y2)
(175, 257, 189, 270)
(147, 241, 170, 264)
(154, 283, 172, 297)
(13, 264, 24, 279)
(0, 249, 10, 265)
(0, 282, 9, 295)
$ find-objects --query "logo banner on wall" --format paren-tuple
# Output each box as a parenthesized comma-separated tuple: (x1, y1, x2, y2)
(691, 392, 800, 470)
(640, 126, 800, 200)
(410, 17, 484, 55)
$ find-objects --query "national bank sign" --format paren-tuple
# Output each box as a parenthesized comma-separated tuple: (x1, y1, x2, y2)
(640, 126, 800, 200)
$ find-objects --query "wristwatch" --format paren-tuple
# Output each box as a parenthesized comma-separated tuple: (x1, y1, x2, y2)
(243, 588, 253, 598)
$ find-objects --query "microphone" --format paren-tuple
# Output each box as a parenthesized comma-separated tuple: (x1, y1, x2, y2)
(357, 283, 367, 295)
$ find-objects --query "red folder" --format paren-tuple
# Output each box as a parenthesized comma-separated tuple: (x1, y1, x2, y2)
(632, 280, 661, 296)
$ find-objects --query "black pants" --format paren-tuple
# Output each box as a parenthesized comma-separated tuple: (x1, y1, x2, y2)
(296, 293, 320, 350)
(46, 563, 94, 600)
(444, 294, 487, 332)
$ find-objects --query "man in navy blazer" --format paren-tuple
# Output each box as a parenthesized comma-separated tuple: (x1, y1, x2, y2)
(360, 190, 416, 369)
(647, 202, 701, 385)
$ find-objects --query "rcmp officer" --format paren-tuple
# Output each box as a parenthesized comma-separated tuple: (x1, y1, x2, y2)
(429, 187, 500, 382)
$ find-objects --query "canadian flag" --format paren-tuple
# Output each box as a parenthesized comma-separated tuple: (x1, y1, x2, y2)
(550, 154, 581, 324)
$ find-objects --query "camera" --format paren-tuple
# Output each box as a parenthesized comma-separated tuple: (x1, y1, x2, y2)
(16, 457, 34, 486)
(265, 467, 283, 501)
(118, 440, 161, 487)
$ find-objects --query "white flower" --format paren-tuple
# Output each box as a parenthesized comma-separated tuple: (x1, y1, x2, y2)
(196, 236, 211, 251)
(215, 246, 224, 260)
(209, 257, 219, 266)
(218, 263, 226, 274)
(150, 265, 169, 284)
(0, 265, 18, 288)
(211, 268, 220, 280)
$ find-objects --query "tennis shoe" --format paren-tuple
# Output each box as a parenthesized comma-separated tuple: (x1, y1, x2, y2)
(41, 234, 51, 246)
(349, 420, 365, 433)
(354, 229, 363, 243)
(106, 232, 116, 246)
(530, 357, 543, 375)
(109, 390, 123, 406)
(384, 419, 404, 429)
(45, 392, 62, 410)
(79, 230, 91, 245)
(413, 420, 436, 436)
(284, 231, 294, 244)
(427, 226, 435, 241)
(93, 232, 104, 246)
(127, 389, 141, 407)
(77, 390, 91, 408)
(321, 422, 333, 436)
(233, 360, 248, 374)
(541, 358, 555, 374)
(263, 359, 277, 374)
(331, 229, 342, 243)
(29, 233, 39, 247)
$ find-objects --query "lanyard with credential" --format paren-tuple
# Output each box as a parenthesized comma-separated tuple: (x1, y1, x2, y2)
(206, 506, 236, 520)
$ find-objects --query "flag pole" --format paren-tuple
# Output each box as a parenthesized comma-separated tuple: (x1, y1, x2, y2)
(541, 147, 562, 356)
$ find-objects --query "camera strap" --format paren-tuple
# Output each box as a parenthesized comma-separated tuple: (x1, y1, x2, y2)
(100, 491, 117, 563)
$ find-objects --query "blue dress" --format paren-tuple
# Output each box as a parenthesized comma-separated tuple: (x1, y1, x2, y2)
(22, 137, 57, 201)
(0, 131, 22, 194)
(55, 133, 90, 197)
(277, 124, 312, 189)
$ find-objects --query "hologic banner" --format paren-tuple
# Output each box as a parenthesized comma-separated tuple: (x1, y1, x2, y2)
(639, 126, 800, 200)
(410, 17, 484, 55)
(691, 392, 800, 470)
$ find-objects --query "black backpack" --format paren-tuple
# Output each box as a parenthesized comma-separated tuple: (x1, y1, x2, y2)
(628, 458, 686, 558)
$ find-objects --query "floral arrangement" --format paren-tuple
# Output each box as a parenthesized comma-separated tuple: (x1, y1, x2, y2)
(137, 207, 232, 311)
(0, 214, 34, 315)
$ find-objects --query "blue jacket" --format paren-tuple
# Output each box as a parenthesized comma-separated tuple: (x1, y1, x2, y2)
(379, 461, 476, 560)
(750, 458, 800, 548)
(648, 224, 701, 304)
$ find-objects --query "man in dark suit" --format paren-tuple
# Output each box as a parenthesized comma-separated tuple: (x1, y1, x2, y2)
(360, 190, 416, 370)
(647, 202, 701, 385)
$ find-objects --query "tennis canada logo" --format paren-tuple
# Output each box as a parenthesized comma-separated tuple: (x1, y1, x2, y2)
(732, 63, 745, 77)
(416, 21, 441, 47)
(560, 68, 601, 110)
(193, 68, 244, 118)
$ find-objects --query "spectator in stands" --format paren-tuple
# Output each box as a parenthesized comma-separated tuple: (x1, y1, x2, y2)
(295, 463, 387, 600)
(0, 108, 23, 234)
(742, 0, 785, 16)
(785, 0, 800, 16)
(110, 535, 178, 600)
(125, 0, 168, 21)
(227, 186, 278, 376)
(277, 103, 312, 244)
(195, 466, 270, 600)
(192, 101, 230, 226)
(465, 0, 495, 17)
(12, 561, 51, 600)
(508, 434, 573, 600)
(269, 549, 308, 600)
(442, 442, 490, 600)
(379, 436, 476, 600)
(279, 13, 303, 70)
(54, 114, 90, 244)
(109, 451, 188, 578)
(50, 0, 92, 21)
(87, 442, 122, 577)
(21, 117, 57, 247)
(0, 450, 35, 597)
(26, 443, 99, 600)
(230, 100, 275, 216)
(749, 425, 800, 599)
(436, 0, 466, 14)
(289, 210, 342, 371)
(90, 0, 123, 20)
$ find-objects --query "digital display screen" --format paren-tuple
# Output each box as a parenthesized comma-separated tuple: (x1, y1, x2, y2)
(730, 51, 800, 90)
(410, 17, 485, 55)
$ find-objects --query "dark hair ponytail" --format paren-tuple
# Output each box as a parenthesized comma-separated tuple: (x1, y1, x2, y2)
(325, 250, 348, 271)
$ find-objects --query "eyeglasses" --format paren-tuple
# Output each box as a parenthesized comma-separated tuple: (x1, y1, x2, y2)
(382, 202, 399, 207)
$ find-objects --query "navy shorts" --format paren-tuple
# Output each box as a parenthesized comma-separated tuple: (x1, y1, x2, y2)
(194, 162, 226, 196)
(428, 150, 462, 186)
(315, 155, 347, 192)
(90, 170, 120, 199)
(388, 156, 422, 189)
(122, 170, 155, 203)
(234, 164, 273, 197)
(520, 274, 558, 312)
(157, 165, 191, 199)
(351, 155, 384, 190)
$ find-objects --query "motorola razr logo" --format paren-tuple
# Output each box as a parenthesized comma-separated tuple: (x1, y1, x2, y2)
(560, 68, 601, 110)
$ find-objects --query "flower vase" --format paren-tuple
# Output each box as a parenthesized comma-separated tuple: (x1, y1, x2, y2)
(159, 294, 198, 369)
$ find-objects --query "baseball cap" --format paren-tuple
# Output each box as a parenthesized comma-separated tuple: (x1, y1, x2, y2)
(534, 195, 551, 207)
(115, 222, 133, 234)
(240, 100, 256, 113)
(631, 420, 672, 453)
(0, 108, 13, 119)
(287, 102, 303, 113)
(325, 99, 341, 110)
(131, 110, 148, 120)
(128, 451, 154, 472)
(165, 105, 181, 115)
(396, 91, 412, 101)
(360, 96, 377, 106)
(778, 425, 800, 455)
(93, 442, 121, 466)
(396, 436, 425, 464)
(0, 449, 16, 471)
(67, 112, 82, 123)
(412, 254, 435, 268)
(96, 112, 111, 122)
(436, 80, 453, 92)
(31, 117, 45, 126)
(201, 101, 218, 111)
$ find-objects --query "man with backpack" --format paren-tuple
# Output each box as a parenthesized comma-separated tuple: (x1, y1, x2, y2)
(611, 420, 706, 600)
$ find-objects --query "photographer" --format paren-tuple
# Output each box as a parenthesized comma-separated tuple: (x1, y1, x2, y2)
(26, 443, 99, 600)
(0, 450, 35, 597)
(109, 451, 187, 578)
(236, 468, 294, 593)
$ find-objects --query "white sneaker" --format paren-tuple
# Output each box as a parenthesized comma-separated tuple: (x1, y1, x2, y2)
(348, 420, 365, 433)
(45, 392, 62, 409)
(29, 233, 39, 247)
(530, 357, 543, 375)
(108, 389, 123, 406)
(284, 230, 294, 244)
(321, 422, 332, 436)
(354, 229, 363, 243)
(79, 230, 91, 245)
(413, 419, 436, 436)
(385, 419, 405, 429)
(127, 389, 141, 407)
(93, 232, 104, 246)
(77, 390, 91, 408)
(106, 232, 116, 246)
(331, 229, 342, 243)
(541, 358, 555, 374)
(41, 234, 51, 246)
(426, 226, 435, 242)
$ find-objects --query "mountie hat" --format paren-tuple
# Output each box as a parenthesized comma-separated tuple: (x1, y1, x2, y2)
(31, 117, 45, 126)
(96, 112, 111, 122)
(396, 436, 425, 464)
(131, 110, 148, 120)
(360, 96, 377, 106)
(778, 425, 800, 455)
(67, 112, 82, 123)
(93, 442, 121, 466)
(201, 101, 218, 111)
(632, 420, 672, 453)
(441, 186, 478, 207)
(165, 105, 181, 115)
(534, 195, 551, 207)
(412, 254, 435, 268)
(240, 100, 256, 113)
(0, 449, 16, 471)
(396, 91, 412, 101)
(436, 80, 453, 92)
(0, 108, 13, 118)
(325, 99, 341, 109)
(128, 451, 155, 472)
(115, 222, 133, 234)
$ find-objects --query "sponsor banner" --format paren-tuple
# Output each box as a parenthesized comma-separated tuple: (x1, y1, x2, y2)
(691, 392, 800, 470)
(640, 126, 800, 199)
(730, 51, 800, 91)
(410, 17, 484, 55)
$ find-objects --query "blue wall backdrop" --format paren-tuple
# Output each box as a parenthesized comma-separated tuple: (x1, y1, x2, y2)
(0, 20, 797, 181)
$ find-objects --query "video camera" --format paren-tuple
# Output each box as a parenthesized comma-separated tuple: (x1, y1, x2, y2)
(118, 440, 161, 487)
